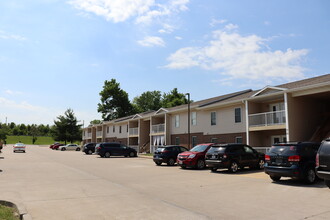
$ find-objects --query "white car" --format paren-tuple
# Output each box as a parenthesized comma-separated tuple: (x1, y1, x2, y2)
(13, 143, 26, 153)
(59, 144, 81, 151)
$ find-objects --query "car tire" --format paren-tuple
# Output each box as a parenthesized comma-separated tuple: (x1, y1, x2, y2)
(61, 148, 66, 151)
(129, 152, 135, 157)
(104, 152, 111, 158)
(305, 168, 316, 184)
(167, 158, 175, 166)
(180, 165, 186, 169)
(76, 148, 80, 151)
(211, 167, 217, 172)
(87, 150, 93, 155)
(270, 175, 281, 181)
(196, 159, 206, 170)
(258, 159, 265, 169)
(324, 180, 330, 188)
(155, 161, 162, 166)
(229, 161, 239, 173)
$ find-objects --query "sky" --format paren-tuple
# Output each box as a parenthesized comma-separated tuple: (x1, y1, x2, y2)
(0, 0, 329, 126)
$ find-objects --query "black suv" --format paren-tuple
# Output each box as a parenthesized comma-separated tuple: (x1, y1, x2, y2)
(205, 144, 265, 173)
(153, 145, 188, 166)
(95, 142, 137, 158)
(264, 142, 320, 184)
(316, 138, 330, 188)
(83, 143, 97, 155)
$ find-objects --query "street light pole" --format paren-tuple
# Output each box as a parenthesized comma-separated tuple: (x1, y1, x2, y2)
(185, 93, 190, 149)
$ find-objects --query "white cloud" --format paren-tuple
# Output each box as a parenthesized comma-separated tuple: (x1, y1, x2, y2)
(69, 0, 189, 24)
(165, 25, 308, 83)
(0, 30, 26, 41)
(158, 24, 175, 34)
(137, 36, 165, 47)
(5, 90, 23, 95)
(175, 36, 182, 40)
(210, 18, 227, 27)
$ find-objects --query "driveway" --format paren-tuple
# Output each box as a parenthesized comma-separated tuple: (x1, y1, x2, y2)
(0, 145, 330, 219)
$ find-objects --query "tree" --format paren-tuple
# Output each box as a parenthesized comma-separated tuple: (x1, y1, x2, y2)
(132, 91, 162, 113)
(90, 119, 102, 125)
(0, 124, 10, 143)
(97, 79, 134, 121)
(51, 109, 82, 144)
(162, 88, 189, 108)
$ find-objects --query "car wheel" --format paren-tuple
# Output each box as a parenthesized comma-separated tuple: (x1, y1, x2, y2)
(196, 159, 206, 170)
(167, 158, 175, 166)
(270, 175, 281, 181)
(211, 167, 217, 172)
(229, 161, 239, 173)
(61, 148, 66, 151)
(324, 180, 330, 188)
(180, 165, 186, 169)
(87, 150, 93, 155)
(104, 152, 111, 158)
(129, 152, 135, 157)
(305, 168, 316, 184)
(155, 161, 162, 166)
(258, 159, 265, 169)
(76, 148, 80, 151)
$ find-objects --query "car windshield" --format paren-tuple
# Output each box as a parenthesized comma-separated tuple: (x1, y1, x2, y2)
(207, 146, 226, 154)
(268, 145, 298, 155)
(156, 147, 167, 152)
(15, 143, 25, 146)
(190, 144, 208, 152)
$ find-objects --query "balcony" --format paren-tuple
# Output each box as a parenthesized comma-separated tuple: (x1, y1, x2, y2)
(96, 131, 102, 137)
(129, 127, 139, 136)
(151, 124, 165, 134)
(83, 133, 92, 140)
(249, 110, 286, 130)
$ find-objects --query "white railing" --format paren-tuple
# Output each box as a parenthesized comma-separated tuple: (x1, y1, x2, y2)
(96, 131, 102, 137)
(249, 110, 286, 127)
(83, 133, 92, 139)
(129, 127, 139, 136)
(151, 124, 165, 134)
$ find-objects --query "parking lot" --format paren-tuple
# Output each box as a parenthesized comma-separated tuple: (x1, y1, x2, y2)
(1, 145, 330, 220)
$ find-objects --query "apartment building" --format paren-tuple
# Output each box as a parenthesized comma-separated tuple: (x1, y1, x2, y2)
(82, 74, 330, 152)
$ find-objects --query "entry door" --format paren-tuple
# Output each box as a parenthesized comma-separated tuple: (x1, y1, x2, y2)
(271, 135, 286, 145)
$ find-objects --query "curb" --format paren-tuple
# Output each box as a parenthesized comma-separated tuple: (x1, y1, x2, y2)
(0, 200, 32, 220)
(138, 155, 153, 159)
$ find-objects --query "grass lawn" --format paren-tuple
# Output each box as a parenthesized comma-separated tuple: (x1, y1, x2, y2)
(6, 136, 57, 145)
(0, 205, 20, 220)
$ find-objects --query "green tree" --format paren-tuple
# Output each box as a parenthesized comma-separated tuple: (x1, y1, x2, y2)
(132, 91, 162, 113)
(0, 123, 10, 143)
(51, 109, 82, 144)
(162, 88, 189, 108)
(97, 79, 134, 121)
(90, 119, 102, 125)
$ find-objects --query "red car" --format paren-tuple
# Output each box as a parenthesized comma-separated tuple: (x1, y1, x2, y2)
(50, 142, 59, 149)
(177, 143, 214, 169)
(52, 143, 64, 150)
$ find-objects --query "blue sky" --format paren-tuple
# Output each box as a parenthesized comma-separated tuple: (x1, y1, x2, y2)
(0, 0, 329, 125)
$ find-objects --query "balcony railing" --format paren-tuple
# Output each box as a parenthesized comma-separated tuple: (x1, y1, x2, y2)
(96, 131, 102, 137)
(129, 127, 139, 136)
(151, 124, 165, 134)
(83, 133, 92, 139)
(249, 110, 286, 127)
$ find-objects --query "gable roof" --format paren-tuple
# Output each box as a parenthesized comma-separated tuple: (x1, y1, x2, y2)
(251, 86, 287, 97)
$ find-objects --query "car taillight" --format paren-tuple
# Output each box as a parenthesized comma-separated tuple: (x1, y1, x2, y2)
(316, 153, 319, 167)
(265, 155, 271, 161)
(162, 150, 169, 153)
(288, 155, 300, 162)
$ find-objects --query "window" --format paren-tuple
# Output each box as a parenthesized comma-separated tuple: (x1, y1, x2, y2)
(235, 108, 242, 123)
(127, 125, 128, 132)
(175, 137, 180, 145)
(211, 112, 216, 126)
(235, 136, 243, 144)
(113, 126, 115, 133)
(211, 138, 218, 143)
(107, 126, 109, 133)
(192, 136, 197, 147)
(175, 115, 180, 128)
(119, 126, 122, 133)
(191, 112, 197, 125)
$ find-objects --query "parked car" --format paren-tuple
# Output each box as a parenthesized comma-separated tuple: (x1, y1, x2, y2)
(83, 142, 97, 154)
(13, 143, 26, 153)
(49, 142, 59, 149)
(264, 142, 320, 184)
(316, 138, 330, 188)
(205, 143, 265, 173)
(59, 144, 81, 151)
(52, 143, 64, 150)
(95, 142, 137, 158)
(177, 143, 214, 169)
(153, 145, 188, 166)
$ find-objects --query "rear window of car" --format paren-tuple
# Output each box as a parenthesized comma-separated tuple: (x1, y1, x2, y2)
(190, 144, 209, 152)
(319, 141, 330, 154)
(268, 145, 298, 155)
(207, 146, 226, 154)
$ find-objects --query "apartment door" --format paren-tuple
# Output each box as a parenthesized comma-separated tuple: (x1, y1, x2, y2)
(271, 135, 287, 145)
(270, 103, 285, 124)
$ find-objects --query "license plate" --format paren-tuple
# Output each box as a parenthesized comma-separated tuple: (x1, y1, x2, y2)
(212, 155, 217, 159)
(275, 158, 282, 164)
(179, 161, 182, 164)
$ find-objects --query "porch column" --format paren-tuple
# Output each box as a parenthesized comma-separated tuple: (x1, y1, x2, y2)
(245, 100, 250, 145)
(284, 92, 290, 142)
